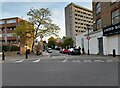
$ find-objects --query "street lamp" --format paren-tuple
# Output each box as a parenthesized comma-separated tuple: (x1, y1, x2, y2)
(40, 34, 43, 56)
(86, 24, 90, 55)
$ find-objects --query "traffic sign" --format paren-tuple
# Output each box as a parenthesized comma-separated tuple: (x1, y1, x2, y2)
(86, 36, 90, 40)
(40, 34, 43, 39)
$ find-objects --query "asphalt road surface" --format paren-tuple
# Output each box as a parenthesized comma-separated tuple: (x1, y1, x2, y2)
(2, 50, 119, 86)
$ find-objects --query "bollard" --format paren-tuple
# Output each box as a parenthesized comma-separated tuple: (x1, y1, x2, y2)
(25, 50, 28, 59)
(113, 49, 116, 57)
(2, 51, 5, 61)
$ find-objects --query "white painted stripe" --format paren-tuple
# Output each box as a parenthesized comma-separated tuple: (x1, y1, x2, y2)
(94, 60, 104, 62)
(14, 59, 24, 63)
(106, 60, 113, 62)
(84, 60, 92, 63)
(62, 58, 68, 62)
(97, 57, 103, 58)
(72, 60, 81, 63)
(32, 59, 41, 63)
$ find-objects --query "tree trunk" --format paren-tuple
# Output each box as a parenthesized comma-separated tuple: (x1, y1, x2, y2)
(31, 41, 34, 52)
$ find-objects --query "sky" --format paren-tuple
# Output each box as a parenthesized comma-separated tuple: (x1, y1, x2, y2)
(0, 1, 92, 40)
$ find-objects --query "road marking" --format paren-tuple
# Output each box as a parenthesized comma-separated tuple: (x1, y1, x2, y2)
(84, 60, 92, 63)
(52, 56, 66, 59)
(32, 59, 41, 63)
(97, 57, 103, 58)
(72, 60, 81, 63)
(94, 60, 104, 62)
(62, 58, 68, 62)
(14, 59, 24, 63)
(106, 60, 113, 62)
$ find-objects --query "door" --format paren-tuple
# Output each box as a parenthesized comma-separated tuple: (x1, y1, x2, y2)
(98, 37, 103, 55)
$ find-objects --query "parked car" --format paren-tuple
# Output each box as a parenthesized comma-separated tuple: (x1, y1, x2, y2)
(63, 49, 69, 54)
(68, 48, 81, 55)
(59, 49, 64, 53)
(55, 47, 61, 51)
(47, 48, 52, 53)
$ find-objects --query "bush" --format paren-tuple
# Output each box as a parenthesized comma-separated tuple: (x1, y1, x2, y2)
(11, 46, 20, 51)
(2, 45, 20, 52)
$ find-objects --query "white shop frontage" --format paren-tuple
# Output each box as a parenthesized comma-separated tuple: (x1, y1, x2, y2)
(76, 23, 120, 55)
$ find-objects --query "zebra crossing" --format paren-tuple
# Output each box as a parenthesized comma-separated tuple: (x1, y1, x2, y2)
(13, 58, 117, 64)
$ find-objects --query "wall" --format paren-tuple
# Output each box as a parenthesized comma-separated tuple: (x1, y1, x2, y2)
(104, 34, 119, 55)
(76, 30, 103, 54)
(76, 30, 120, 55)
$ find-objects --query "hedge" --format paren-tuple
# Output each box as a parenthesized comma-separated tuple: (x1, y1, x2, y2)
(2, 45, 20, 52)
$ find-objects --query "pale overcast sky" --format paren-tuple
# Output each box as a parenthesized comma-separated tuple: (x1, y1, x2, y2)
(0, 0, 92, 39)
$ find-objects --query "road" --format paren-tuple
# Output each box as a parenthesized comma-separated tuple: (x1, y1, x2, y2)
(2, 50, 119, 86)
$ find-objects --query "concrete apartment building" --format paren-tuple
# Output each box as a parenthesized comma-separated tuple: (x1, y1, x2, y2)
(0, 17, 33, 53)
(65, 3, 93, 46)
(76, 1, 120, 55)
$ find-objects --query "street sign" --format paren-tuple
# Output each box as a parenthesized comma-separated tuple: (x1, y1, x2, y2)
(86, 36, 90, 40)
(40, 34, 43, 39)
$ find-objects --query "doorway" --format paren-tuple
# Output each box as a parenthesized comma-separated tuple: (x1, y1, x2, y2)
(98, 37, 103, 55)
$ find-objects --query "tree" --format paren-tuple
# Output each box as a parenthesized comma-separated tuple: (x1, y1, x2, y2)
(13, 21, 34, 46)
(62, 37, 74, 49)
(27, 8, 61, 51)
(47, 37, 56, 49)
(55, 38, 63, 47)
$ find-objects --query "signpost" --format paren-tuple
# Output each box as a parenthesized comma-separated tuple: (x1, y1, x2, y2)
(40, 34, 43, 56)
(86, 24, 90, 55)
(86, 36, 90, 40)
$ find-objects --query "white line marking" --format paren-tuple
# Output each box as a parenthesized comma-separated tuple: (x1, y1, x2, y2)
(84, 60, 92, 63)
(14, 59, 24, 63)
(106, 60, 113, 62)
(94, 60, 104, 62)
(72, 60, 81, 63)
(97, 57, 103, 58)
(62, 58, 68, 62)
(32, 59, 41, 63)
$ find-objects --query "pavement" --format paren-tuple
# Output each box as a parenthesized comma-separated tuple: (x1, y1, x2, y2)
(0, 51, 119, 63)
(0, 51, 50, 63)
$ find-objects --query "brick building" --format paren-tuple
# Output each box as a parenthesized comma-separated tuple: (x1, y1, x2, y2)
(76, 1, 120, 55)
(93, 1, 120, 31)
(0, 17, 34, 53)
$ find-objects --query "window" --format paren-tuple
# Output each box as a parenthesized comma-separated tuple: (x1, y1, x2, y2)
(75, 22, 78, 24)
(96, 2, 101, 15)
(111, 0, 118, 3)
(112, 9, 120, 25)
(7, 19, 16, 24)
(75, 30, 78, 32)
(96, 19, 102, 30)
(75, 14, 77, 16)
(0, 20, 5, 24)
(75, 18, 77, 20)
(7, 33, 14, 37)
(0, 34, 2, 37)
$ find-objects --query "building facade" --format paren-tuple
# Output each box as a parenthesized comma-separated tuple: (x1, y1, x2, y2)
(0, 17, 23, 46)
(76, 1, 120, 55)
(65, 3, 93, 46)
(0, 17, 33, 53)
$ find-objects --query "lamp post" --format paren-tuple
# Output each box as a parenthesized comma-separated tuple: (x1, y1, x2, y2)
(86, 24, 90, 55)
(40, 34, 43, 56)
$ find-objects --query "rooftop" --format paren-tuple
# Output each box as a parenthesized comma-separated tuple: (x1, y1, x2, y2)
(66, 2, 92, 13)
